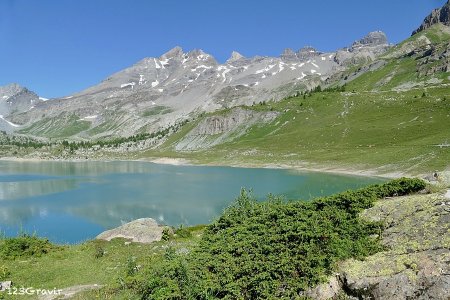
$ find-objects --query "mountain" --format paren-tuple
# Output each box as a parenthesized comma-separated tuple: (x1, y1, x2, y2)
(412, 0, 450, 35)
(4, 32, 389, 139)
(157, 22, 450, 175)
(0, 83, 41, 133)
(335, 31, 389, 65)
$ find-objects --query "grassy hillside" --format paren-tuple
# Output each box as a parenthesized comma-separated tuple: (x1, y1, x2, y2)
(18, 114, 91, 139)
(147, 86, 449, 175)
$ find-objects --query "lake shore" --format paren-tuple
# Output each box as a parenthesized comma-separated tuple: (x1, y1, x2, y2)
(0, 155, 411, 179)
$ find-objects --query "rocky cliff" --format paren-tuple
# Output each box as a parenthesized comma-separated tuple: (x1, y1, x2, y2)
(412, 0, 450, 35)
(174, 107, 278, 151)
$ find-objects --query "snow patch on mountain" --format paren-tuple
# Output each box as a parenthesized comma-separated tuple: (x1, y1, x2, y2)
(0, 115, 20, 127)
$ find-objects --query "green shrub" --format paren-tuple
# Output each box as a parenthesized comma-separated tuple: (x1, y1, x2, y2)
(94, 245, 105, 259)
(174, 225, 192, 239)
(134, 178, 425, 299)
(161, 228, 172, 241)
(0, 234, 60, 259)
(126, 256, 138, 277)
(0, 265, 11, 281)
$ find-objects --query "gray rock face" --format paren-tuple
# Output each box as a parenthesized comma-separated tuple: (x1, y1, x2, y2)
(280, 48, 298, 61)
(412, 0, 450, 35)
(352, 31, 388, 47)
(306, 193, 450, 300)
(227, 51, 245, 63)
(297, 46, 321, 60)
(335, 31, 390, 66)
(0, 83, 41, 133)
(417, 43, 450, 76)
(96, 218, 167, 244)
(303, 277, 342, 300)
(175, 107, 278, 151)
(0, 83, 41, 116)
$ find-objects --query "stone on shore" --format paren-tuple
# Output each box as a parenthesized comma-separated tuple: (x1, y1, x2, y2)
(96, 218, 168, 244)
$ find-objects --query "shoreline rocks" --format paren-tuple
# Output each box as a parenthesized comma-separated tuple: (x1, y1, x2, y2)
(96, 218, 169, 244)
(305, 192, 450, 299)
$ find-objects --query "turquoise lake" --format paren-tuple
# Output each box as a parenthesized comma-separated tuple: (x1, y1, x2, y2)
(0, 160, 384, 244)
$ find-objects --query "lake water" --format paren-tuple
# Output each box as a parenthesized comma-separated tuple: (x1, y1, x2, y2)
(0, 160, 384, 244)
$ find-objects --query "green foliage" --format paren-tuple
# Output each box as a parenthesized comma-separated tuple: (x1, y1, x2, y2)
(174, 225, 192, 239)
(139, 253, 197, 300)
(0, 265, 11, 281)
(0, 131, 47, 148)
(126, 256, 139, 277)
(131, 178, 425, 299)
(161, 228, 172, 241)
(0, 234, 60, 260)
(94, 244, 106, 259)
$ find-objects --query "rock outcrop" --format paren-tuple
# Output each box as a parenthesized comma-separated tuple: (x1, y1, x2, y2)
(96, 218, 168, 244)
(226, 51, 245, 63)
(0, 84, 41, 118)
(297, 46, 321, 60)
(280, 48, 298, 61)
(0, 83, 42, 133)
(174, 108, 278, 151)
(416, 42, 450, 76)
(352, 31, 388, 48)
(412, 0, 450, 35)
(306, 191, 450, 299)
(335, 31, 390, 66)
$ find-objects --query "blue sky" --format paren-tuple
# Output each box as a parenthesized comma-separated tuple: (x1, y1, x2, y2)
(0, 0, 446, 98)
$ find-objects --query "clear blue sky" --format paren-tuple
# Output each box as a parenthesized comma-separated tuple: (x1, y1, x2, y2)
(0, 0, 446, 98)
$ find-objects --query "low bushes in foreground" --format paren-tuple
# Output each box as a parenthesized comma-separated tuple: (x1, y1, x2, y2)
(130, 178, 426, 299)
(0, 234, 61, 260)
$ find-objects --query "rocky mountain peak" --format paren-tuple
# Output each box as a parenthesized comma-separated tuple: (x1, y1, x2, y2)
(0, 83, 26, 97)
(161, 46, 184, 59)
(352, 31, 388, 48)
(412, 0, 450, 35)
(0, 83, 40, 122)
(297, 46, 320, 60)
(335, 31, 390, 66)
(280, 48, 297, 61)
(227, 51, 244, 63)
(187, 49, 206, 58)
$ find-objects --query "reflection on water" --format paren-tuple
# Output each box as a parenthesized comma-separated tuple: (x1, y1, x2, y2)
(0, 160, 384, 244)
(0, 179, 80, 200)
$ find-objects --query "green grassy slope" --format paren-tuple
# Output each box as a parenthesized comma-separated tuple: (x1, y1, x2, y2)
(18, 114, 91, 139)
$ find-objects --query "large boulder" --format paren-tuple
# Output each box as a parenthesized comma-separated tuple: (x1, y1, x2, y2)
(96, 218, 167, 244)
